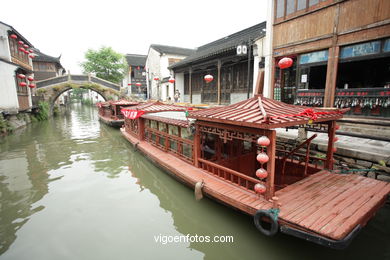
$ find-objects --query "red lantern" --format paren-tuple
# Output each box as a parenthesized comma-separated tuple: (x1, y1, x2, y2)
(168, 77, 175, 83)
(10, 34, 17, 39)
(256, 153, 269, 164)
(256, 168, 268, 179)
(19, 82, 27, 87)
(28, 83, 36, 88)
(19, 47, 25, 52)
(154, 77, 159, 81)
(17, 74, 26, 79)
(254, 183, 266, 194)
(127, 83, 132, 86)
(135, 82, 141, 87)
(24, 50, 29, 54)
(18, 40, 24, 45)
(278, 57, 293, 69)
(257, 136, 270, 147)
(335, 124, 340, 130)
(29, 54, 35, 59)
(204, 74, 213, 83)
(23, 44, 29, 48)
(27, 76, 34, 81)
(29, 49, 34, 53)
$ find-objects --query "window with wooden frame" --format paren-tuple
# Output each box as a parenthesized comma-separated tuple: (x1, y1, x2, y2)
(274, 0, 335, 22)
(8, 33, 29, 64)
(15, 71, 28, 95)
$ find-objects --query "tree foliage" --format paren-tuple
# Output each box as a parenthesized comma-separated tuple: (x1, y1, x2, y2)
(80, 46, 128, 84)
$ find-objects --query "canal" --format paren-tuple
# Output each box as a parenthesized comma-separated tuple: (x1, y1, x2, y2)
(0, 104, 389, 260)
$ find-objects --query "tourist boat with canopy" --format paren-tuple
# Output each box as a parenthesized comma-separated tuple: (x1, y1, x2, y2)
(97, 99, 140, 127)
(120, 95, 390, 249)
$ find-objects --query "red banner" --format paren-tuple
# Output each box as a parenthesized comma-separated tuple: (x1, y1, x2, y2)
(121, 109, 145, 119)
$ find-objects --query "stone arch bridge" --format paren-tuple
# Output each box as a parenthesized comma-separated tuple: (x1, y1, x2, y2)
(35, 74, 121, 110)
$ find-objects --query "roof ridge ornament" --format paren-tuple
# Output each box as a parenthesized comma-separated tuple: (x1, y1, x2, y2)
(257, 96, 269, 123)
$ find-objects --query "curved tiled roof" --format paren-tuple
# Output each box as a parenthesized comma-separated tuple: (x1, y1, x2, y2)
(170, 22, 266, 69)
(122, 101, 188, 113)
(125, 54, 147, 66)
(110, 99, 140, 106)
(188, 95, 346, 129)
(150, 44, 195, 56)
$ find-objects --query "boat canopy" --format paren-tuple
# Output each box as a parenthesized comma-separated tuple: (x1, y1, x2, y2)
(188, 95, 348, 129)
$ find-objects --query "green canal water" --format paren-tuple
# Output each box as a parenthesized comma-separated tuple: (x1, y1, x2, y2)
(0, 104, 389, 260)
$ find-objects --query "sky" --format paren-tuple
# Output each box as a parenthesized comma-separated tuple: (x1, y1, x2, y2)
(1, 0, 268, 74)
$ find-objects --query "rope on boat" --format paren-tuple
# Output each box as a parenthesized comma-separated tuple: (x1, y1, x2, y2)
(267, 208, 280, 221)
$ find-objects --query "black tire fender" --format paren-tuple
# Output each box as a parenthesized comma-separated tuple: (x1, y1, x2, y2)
(254, 209, 279, 237)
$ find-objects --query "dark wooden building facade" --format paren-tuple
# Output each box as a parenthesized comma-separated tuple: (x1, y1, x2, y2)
(32, 50, 65, 81)
(271, 0, 390, 118)
(123, 54, 147, 99)
(170, 22, 266, 105)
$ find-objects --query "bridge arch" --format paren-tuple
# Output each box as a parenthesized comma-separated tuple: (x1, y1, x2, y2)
(35, 74, 121, 112)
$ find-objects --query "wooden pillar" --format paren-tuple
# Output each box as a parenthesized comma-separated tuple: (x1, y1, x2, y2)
(325, 121, 336, 170)
(217, 59, 221, 105)
(138, 118, 145, 140)
(265, 129, 276, 200)
(194, 123, 201, 167)
(324, 46, 339, 107)
(189, 68, 193, 104)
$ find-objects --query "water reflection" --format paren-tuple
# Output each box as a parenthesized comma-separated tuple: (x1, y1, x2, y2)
(0, 103, 388, 260)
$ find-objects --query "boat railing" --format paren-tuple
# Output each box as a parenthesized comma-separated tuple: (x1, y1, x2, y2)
(198, 158, 263, 193)
(145, 127, 194, 163)
(276, 134, 327, 183)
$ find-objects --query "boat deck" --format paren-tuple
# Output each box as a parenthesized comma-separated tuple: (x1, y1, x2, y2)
(98, 114, 124, 127)
(121, 129, 390, 241)
(276, 171, 390, 240)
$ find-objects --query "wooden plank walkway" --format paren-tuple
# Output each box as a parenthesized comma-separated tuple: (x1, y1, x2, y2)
(121, 129, 390, 241)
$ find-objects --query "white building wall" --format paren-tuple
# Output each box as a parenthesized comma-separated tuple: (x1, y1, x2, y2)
(146, 48, 161, 99)
(252, 37, 266, 95)
(264, 0, 274, 98)
(175, 72, 184, 102)
(0, 24, 11, 60)
(146, 48, 188, 100)
(0, 62, 19, 113)
(0, 24, 19, 113)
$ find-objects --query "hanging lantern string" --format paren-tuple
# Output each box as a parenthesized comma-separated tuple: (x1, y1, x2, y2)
(269, 108, 344, 121)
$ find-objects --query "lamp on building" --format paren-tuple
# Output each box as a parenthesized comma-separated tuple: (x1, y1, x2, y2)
(135, 82, 142, 87)
(10, 34, 17, 39)
(278, 57, 293, 69)
(168, 77, 175, 83)
(204, 74, 214, 83)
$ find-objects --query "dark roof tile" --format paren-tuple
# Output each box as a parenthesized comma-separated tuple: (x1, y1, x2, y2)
(150, 44, 195, 56)
(125, 54, 147, 66)
(170, 22, 266, 69)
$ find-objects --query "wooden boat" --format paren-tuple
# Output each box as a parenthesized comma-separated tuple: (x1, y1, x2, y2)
(120, 96, 390, 249)
(97, 100, 139, 127)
